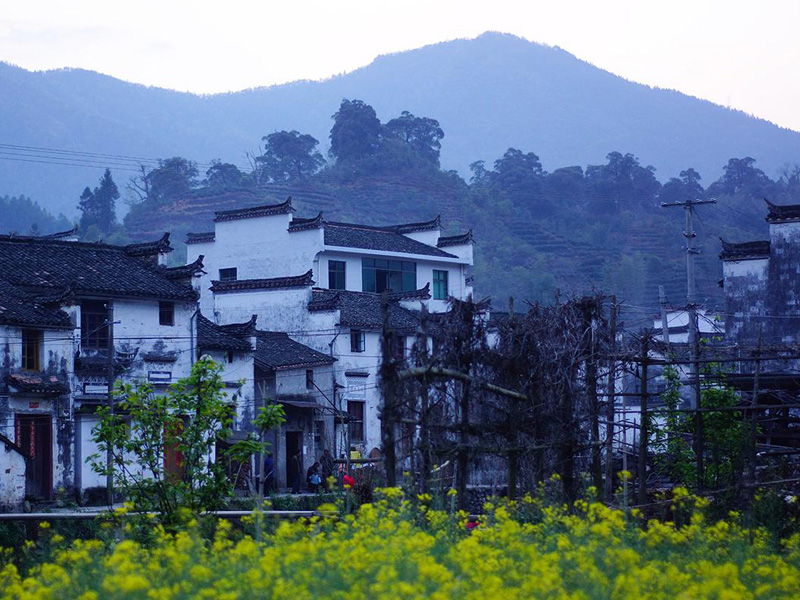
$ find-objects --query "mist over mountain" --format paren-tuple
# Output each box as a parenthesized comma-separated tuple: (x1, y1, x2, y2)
(3, 32, 800, 217)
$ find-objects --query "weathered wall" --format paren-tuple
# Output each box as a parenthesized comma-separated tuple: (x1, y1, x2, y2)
(0, 440, 26, 509)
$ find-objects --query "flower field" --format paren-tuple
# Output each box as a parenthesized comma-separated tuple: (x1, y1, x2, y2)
(2, 489, 800, 599)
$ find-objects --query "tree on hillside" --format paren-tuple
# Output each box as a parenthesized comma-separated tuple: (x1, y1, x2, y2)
(490, 148, 544, 188)
(708, 157, 772, 198)
(78, 168, 118, 235)
(130, 157, 198, 205)
(329, 99, 383, 163)
(385, 111, 444, 166)
(257, 130, 326, 181)
(585, 152, 660, 213)
(660, 167, 705, 204)
(205, 160, 245, 189)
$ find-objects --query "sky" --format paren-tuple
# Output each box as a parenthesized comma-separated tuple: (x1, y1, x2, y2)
(3, 0, 800, 131)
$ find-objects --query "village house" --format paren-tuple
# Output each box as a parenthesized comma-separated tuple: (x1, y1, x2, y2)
(0, 231, 204, 504)
(185, 198, 474, 477)
(719, 199, 800, 348)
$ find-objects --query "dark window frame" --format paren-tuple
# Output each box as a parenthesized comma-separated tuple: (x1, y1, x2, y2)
(21, 329, 42, 371)
(390, 335, 405, 361)
(433, 269, 449, 300)
(219, 267, 238, 282)
(350, 329, 365, 353)
(159, 301, 175, 326)
(347, 400, 365, 443)
(328, 260, 346, 290)
(362, 258, 416, 293)
(306, 369, 314, 390)
(81, 300, 109, 350)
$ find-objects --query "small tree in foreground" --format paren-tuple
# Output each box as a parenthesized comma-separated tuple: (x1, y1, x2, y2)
(89, 356, 284, 526)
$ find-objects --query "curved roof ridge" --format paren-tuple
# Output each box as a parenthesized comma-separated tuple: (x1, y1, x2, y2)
(214, 197, 294, 222)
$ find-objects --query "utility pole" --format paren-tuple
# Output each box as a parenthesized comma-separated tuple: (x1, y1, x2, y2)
(105, 301, 114, 506)
(659, 286, 670, 347)
(661, 198, 715, 489)
(660, 198, 715, 408)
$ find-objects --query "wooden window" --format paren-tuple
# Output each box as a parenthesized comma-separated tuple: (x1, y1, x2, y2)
(306, 369, 314, 390)
(22, 329, 42, 371)
(225, 350, 234, 364)
(328, 260, 346, 290)
(347, 400, 365, 443)
(219, 267, 237, 282)
(159, 301, 175, 326)
(350, 329, 365, 353)
(80, 300, 109, 350)
(433, 269, 449, 300)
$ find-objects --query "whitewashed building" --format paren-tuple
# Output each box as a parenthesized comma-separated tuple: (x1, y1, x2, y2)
(0, 232, 204, 505)
(186, 198, 474, 461)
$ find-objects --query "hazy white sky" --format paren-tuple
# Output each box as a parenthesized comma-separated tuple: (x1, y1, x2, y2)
(3, 0, 799, 131)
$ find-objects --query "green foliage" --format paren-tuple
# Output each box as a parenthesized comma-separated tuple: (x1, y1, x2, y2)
(329, 99, 383, 163)
(0, 195, 72, 236)
(257, 130, 325, 182)
(88, 356, 284, 527)
(77, 168, 118, 236)
(652, 364, 747, 492)
(385, 111, 444, 167)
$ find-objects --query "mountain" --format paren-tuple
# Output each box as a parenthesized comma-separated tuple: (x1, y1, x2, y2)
(3, 32, 800, 217)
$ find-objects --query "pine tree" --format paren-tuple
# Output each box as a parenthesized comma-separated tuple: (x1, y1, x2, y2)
(78, 169, 118, 235)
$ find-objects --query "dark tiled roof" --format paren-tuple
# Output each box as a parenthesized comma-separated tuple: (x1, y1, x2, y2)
(124, 233, 172, 258)
(186, 231, 215, 244)
(438, 230, 474, 247)
(214, 198, 294, 223)
(0, 236, 197, 301)
(387, 283, 431, 301)
(393, 215, 441, 234)
(6, 372, 70, 396)
(323, 222, 457, 258)
(43, 226, 78, 240)
(162, 255, 205, 280)
(765, 199, 800, 224)
(210, 270, 314, 293)
(309, 289, 421, 333)
(255, 331, 336, 371)
(719, 239, 771, 261)
(289, 213, 324, 232)
(197, 314, 255, 352)
(0, 277, 73, 328)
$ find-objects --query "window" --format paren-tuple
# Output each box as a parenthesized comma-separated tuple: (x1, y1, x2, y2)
(362, 258, 416, 293)
(348, 400, 365, 443)
(328, 260, 346, 290)
(350, 329, 365, 353)
(306, 369, 314, 390)
(81, 300, 109, 350)
(225, 350, 234, 364)
(159, 301, 175, 326)
(390, 335, 405, 361)
(219, 267, 237, 282)
(21, 329, 42, 371)
(433, 269, 449, 300)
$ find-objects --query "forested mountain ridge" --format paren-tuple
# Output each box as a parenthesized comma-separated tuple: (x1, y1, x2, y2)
(117, 96, 785, 313)
(3, 32, 800, 217)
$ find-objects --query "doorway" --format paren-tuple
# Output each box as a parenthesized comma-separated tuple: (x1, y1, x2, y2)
(285, 431, 302, 490)
(15, 414, 53, 501)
